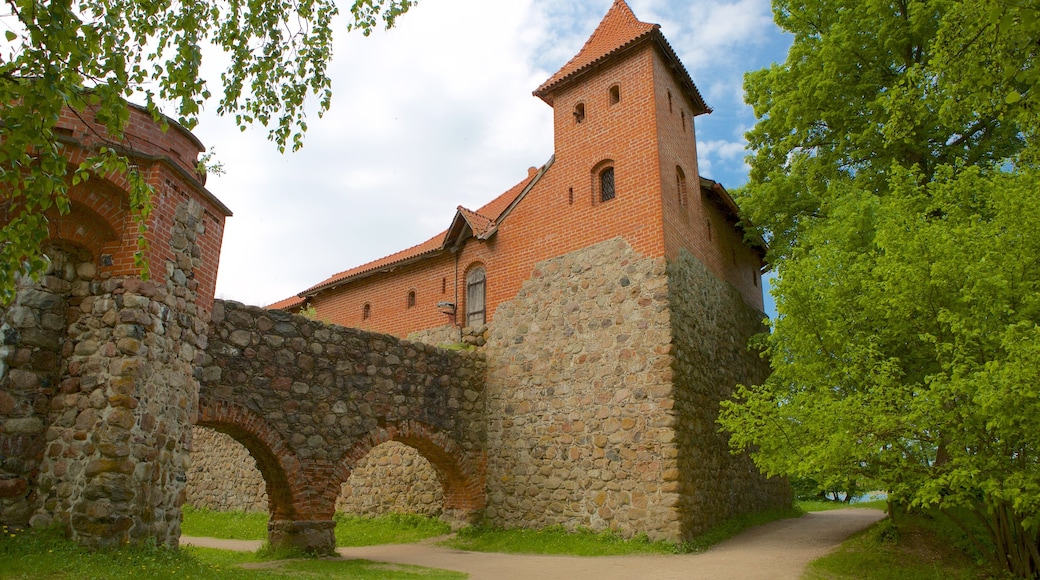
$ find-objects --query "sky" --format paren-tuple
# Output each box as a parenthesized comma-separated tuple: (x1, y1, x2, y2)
(191, 0, 792, 312)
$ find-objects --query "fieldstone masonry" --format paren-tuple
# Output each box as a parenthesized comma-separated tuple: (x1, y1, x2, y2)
(188, 238, 790, 544)
(484, 238, 680, 538)
(0, 196, 216, 548)
(197, 300, 486, 553)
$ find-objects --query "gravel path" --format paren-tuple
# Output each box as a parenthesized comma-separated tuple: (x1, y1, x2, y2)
(182, 507, 884, 579)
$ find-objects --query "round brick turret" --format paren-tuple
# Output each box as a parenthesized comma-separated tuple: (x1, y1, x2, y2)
(0, 103, 231, 548)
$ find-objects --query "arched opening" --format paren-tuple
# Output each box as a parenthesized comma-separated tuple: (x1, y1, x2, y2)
(573, 102, 586, 124)
(464, 265, 486, 327)
(362, 303, 371, 320)
(336, 441, 443, 516)
(609, 84, 621, 105)
(338, 421, 485, 530)
(185, 427, 268, 514)
(193, 402, 300, 524)
(407, 290, 416, 309)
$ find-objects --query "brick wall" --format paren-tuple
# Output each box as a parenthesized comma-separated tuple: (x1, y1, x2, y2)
(302, 40, 763, 337)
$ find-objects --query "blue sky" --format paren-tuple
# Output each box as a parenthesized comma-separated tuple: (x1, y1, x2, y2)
(194, 0, 791, 314)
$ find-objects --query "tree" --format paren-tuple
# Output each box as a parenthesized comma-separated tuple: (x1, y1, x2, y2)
(718, 0, 1039, 576)
(0, 0, 416, 303)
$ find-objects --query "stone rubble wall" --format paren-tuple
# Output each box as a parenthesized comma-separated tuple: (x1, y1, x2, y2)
(0, 199, 213, 549)
(407, 324, 487, 349)
(35, 200, 210, 548)
(667, 249, 792, 538)
(198, 301, 486, 525)
(0, 247, 89, 527)
(483, 238, 681, 541)
(335, 441, 443, 516)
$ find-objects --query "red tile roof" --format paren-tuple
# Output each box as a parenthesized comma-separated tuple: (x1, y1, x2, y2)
(533, 0, 709, 114)
(535, 0, 656, 100)
(267, 166, 545, 308)
(267, 295, 305, 311)
(454, 206, 496, 239)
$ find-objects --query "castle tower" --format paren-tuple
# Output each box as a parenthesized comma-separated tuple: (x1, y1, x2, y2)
(530, 0, 762, 307)
(0, 104, 231, 548)
(481, 0, 788, 541)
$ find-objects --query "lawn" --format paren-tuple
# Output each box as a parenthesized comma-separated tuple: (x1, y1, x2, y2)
(0, 524, 463, 579)
(181, 506, 452, 547)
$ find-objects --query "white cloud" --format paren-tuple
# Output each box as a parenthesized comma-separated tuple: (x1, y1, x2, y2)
(196, 0, 789, 307)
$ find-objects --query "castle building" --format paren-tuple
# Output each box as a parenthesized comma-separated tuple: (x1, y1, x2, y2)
(193, 0, 790, 542)
(269, 0, 765, 338)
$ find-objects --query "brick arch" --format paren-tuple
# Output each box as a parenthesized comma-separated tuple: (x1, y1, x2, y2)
(195, 399, 303, 521)
(45, 178, 130, 257)
(339, 420, 485, 513)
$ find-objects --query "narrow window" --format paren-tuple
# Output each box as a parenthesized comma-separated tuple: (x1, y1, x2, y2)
(676, 166, 687, 207)
(441, 277, 447, 293)
(466, 267, 486, 327)
(681, 110, 686, 132)
(407, 290, 416, 308)
(362, 303, 371, 320)
(573, 102, 586, 124)
(600, 167, 616, 202)
(706, 220, 713, 241)
(753, 270, 759, 287)
(609, 85, 620, 105)
(667, 90, 673, 113)
(568, 187, 574, 205)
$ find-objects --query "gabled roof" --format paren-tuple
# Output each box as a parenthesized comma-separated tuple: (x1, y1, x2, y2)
(444, 206, 497, 249)
(700, 176, 767, 254)
(533, 0, 710, 115)
(268, 161, 550, 307)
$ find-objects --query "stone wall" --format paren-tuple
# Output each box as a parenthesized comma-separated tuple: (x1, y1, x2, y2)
(667, 249, 791, 538)
(483, 238, 681, 540)
(0, 246, 88, 527)
(407, 324, 487, 349)
(32, 200, 211, 548)
(197, 300, 486, 546)
(0, 198, 215, 549)
(335, 441, 442, 516)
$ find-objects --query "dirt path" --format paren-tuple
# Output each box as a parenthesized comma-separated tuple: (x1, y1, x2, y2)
(182, 508, 884, 579)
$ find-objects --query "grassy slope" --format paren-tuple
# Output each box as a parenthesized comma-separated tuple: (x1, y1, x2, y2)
(802, 504, 1000, 580)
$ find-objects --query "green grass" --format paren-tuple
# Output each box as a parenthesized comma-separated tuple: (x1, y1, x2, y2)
(445, 506, 804, 556)
(334, 513, 452, 546)
(798, 499, 888, 512)
(182, 505, 268, 540)
(804, 510, 999, 580)
(182, 507, 451, 547)
(0, 525, 463, 579)
(444, 525, 676, 556)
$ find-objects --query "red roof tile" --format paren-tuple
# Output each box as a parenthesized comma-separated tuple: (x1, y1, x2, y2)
(535, 0, 656, 101)
(267, 295, 305, 310)
(533, 0, 709, 114)
(267, 167, 546, 307)
(455, 206, 496, 239)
